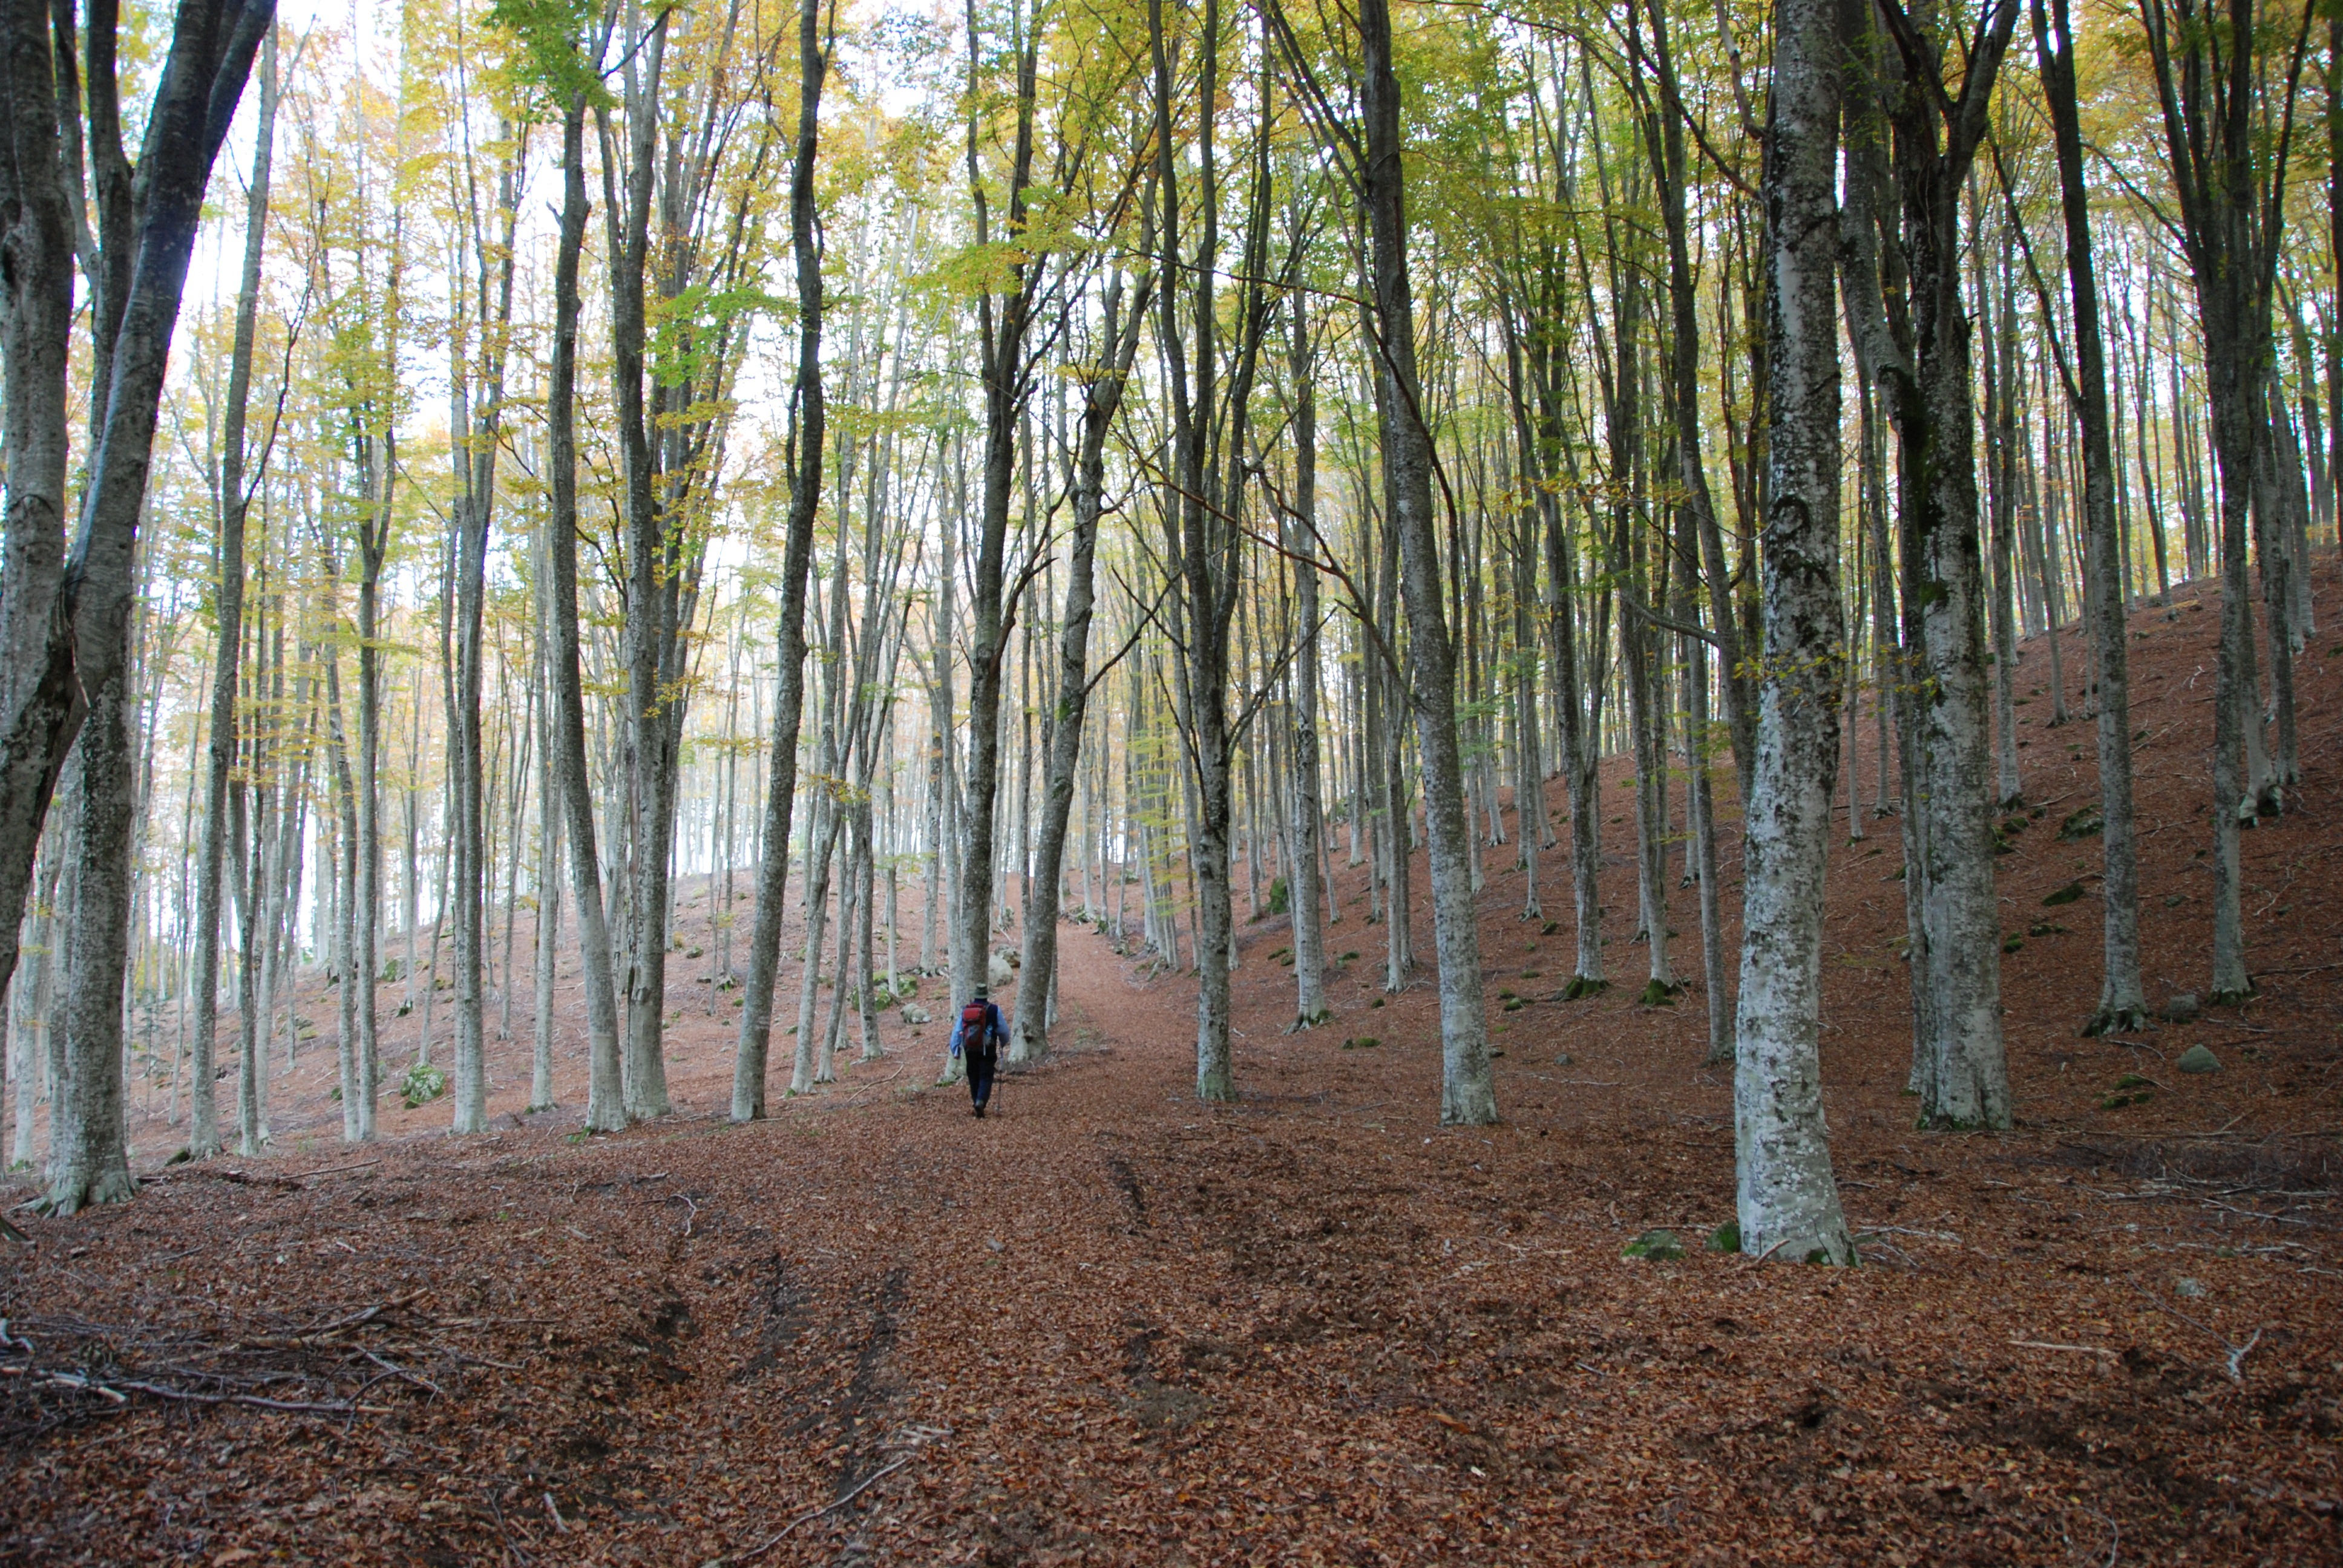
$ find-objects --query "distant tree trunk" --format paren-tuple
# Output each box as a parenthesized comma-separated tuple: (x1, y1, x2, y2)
(1637, 0, 1755, 792)
(531, 542, 563, 1113)
(1358, 0, 1495, 1125)
(732, 0, 827, 1120)
(447, 135, 519, 1135)
(1283, 297, 1333, 1027)
(1987, 240, 2024, 808)
(1011, 267, 1145, 1063)
(184, 25, 277, 1160)
(1733, 0, 1853, 1264)
(2034, 0, 2148, 1035)
(323, 643, 362, 1138)
(2136, 0, 2305, 1004)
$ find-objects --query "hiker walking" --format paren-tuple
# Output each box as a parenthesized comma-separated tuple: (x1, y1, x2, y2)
(951, 985, 1005, 1118)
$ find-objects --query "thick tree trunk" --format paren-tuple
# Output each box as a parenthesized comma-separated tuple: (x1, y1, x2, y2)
(1734, 0, 1853, 1264)
(1843, 0, 2017, 1130)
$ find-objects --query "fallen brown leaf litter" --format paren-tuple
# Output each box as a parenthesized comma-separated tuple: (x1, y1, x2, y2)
(5, 570, 2342, 1564)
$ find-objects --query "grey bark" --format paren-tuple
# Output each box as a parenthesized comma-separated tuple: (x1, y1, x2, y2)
(1360, 0, 1495, 1125)
(2033, 0, 2148, 1034)
(731, 0, 827, 1120)
(185, 24, 277, 1160)
(1734, 0, 1854, 1264)
(28, 0, 275, 1211)
(548, 90, 626, 1129)
(1282, 297, 1332, 1028)
(1011, 267, 1146, 1062)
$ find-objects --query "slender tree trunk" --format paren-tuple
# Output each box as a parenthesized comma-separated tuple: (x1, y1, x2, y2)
(1283, 301, 1332, 1027)
(1359, 0, 1493, 1125)
(1012, 270, 1143, 1062)
(2034, 0, 2148, 1034)
(183, 28, 277, 1160)
(548, 94, 626, 1130)
(952, 8, 1042, 1054)
(732, 0, 827, 1120)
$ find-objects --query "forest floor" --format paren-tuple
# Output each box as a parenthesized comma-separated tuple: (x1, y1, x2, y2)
(5, 565, 2343, 1566)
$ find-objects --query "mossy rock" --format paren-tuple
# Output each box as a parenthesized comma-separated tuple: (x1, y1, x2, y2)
(1706, 1220, 1742, 1254)
(1541, 920, 1562, 936)
(2114, 1073, 2154, 1090)
(2161, 993, 2201, 1022)
(1622, 1229, 1685, 1261)
(2100, 1089, 2153, 1109)
(2177, 1044, 2222, 1074)
(1502, 998, 1525, 1013)
(1342, 1036, 1381, 1051)
(399, 1062, 447, 1109)
(1552, 1051, 1574, 1066)
(2001, 935, 2024, 954)
(2057, 803, 2105, 840)
(2042, 881, 2086, 906)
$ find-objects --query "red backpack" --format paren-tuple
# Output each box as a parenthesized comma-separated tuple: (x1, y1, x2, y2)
(960, 999, 995, 1051)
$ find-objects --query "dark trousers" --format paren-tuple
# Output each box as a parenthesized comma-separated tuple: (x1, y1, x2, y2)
(966, 1046, 998, 1110)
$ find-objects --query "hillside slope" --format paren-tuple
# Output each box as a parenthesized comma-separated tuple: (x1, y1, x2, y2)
(3, 561, 2339, 1565)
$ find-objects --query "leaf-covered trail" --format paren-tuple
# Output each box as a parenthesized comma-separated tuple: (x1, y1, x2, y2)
(7, 570, 2343, 1564)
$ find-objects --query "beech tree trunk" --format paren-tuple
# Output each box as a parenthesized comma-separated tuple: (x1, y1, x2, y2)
(1359, 0, 1494, 1126)
(185, 24, 277, 1159)
(548, 93, 626, 1130)
(1734, 0, 1853, 1264)
(2034, 0, 2148, 1034)
(1011, 267, 1145, 1063)
(30, 0, 275, 1210)
(732, 0, 827, 1120)
(1283, 299, 1332, 1028)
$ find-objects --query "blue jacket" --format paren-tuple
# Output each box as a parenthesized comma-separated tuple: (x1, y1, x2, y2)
(949, 999, 1004, 1058)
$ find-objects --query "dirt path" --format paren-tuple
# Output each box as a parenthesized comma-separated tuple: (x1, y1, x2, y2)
(5, 570, 2343, 1563)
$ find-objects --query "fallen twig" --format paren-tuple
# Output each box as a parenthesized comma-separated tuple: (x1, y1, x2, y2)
(2128, 1278, 2265, 1384)
(729, 1455, 914, 1561)
(2201, 1200, 2316, 1227)
(2010, 1338, 2116, 1357)
(361, 1348, 443, 1399)
(2, 1362, 384, 1414)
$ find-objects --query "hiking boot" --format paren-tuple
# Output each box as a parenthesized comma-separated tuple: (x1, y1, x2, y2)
(972, 1103, 985, 1119)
